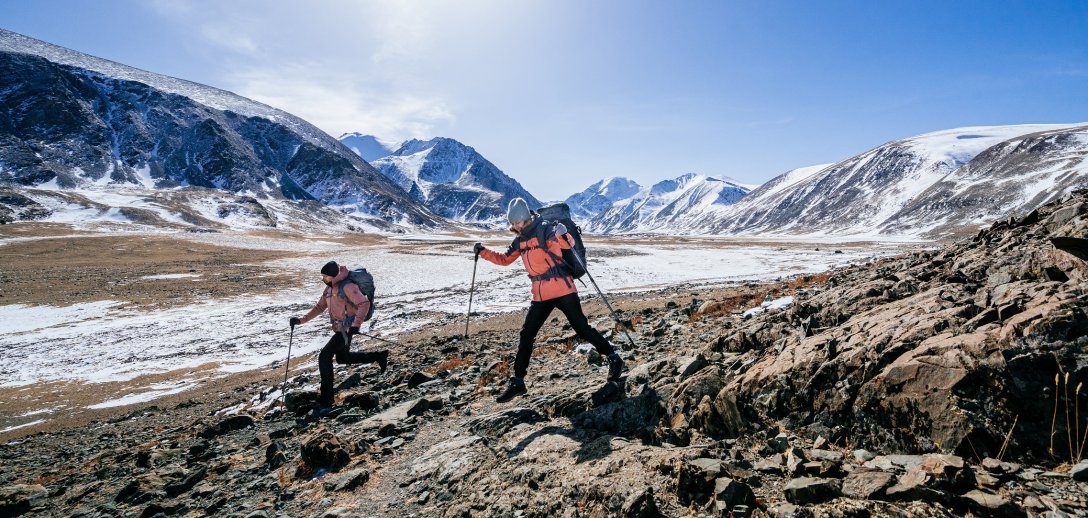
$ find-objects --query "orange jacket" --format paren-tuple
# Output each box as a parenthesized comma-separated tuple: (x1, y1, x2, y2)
(480, 217, 578, 302)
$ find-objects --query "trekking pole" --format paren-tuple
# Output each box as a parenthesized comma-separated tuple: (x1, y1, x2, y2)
(279, 325, 295, 408)
(465, 247, 480, 338)
(562, 234, 637, 351)
(358, 331, 404, 348)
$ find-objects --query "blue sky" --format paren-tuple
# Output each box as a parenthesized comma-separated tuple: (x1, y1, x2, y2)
(4, 0, 1087, 200)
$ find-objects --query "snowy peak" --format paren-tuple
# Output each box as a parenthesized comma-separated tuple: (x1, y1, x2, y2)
(338, 133, 400, 162)
(585, 174, 750, 233)
(370, 136, 544, 222)
(565, 176, 642, 219)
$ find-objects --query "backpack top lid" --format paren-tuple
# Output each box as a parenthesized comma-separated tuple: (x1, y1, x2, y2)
(537, 203, 572, 222)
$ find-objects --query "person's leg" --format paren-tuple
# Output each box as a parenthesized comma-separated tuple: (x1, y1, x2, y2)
(498, 300, 557, 403)
(514, 299, 557, 378)
(554, 293, 624, 380)
(318, 333, 347, 407)
(334, 337, 385, 366)
(554, 293, 615, 355)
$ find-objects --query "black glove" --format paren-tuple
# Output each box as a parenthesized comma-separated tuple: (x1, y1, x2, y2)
(289, 317, 301, 328)
(349, 326, 360, 336)
(473, 242, 485, 256)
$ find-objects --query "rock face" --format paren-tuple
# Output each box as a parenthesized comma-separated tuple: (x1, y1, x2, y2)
(726, 189, 1088, 460)
(0, 29, 438, 229)
(370, 137, 543, 223)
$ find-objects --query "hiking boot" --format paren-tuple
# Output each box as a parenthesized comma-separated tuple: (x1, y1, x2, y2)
(495, 377, 527, 403)
(607, 353, 624, 381)
(376, 350, 389, 374)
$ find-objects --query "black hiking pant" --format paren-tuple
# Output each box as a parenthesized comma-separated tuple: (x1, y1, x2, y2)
(318, 332, 383, 406)
(515, 292, 614, 378)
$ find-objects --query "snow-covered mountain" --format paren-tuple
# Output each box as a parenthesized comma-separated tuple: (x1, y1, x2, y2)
(369, 137, 544, 222)
(565, 177, 642, 219)
(583, 174, 750, 233)
(339, 133, 400, 162)
(703, 124, 1087, 238)
(882, 124, 1088, 236)
(0, 29, 439, 230)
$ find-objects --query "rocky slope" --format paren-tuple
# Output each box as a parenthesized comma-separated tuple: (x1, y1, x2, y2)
(2, 193, 1087, 516)
(369, 137, 544, 223)
(0, 29, 438, 230)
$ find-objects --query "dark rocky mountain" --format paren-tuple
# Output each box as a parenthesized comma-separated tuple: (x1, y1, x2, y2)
(369, 137, 544, 222)
(0, 29, 438, 230)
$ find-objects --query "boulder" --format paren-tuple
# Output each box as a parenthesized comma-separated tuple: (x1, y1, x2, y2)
(284, 390, 320, 414)
(712, 477, 756, 513)
(620, 486, 660, 518)
(677, 458, 721, 504)
(1071, 459, 1088, 481)
(841, 469, 895, 500)
(340, 391, 380, 411)
(782, 477, 841, 505)
(963, 490, 1022, 516)
(677, 354, 709, 379)
(299, 426, 351, 476)
(0, 484, 47, 517)
(323, 468, 370, 491)
(198, 414, 255, 439)
(407, 372, 436, 389)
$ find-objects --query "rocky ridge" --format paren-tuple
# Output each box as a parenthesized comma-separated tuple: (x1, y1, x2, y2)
(2, 191, 1088, 517)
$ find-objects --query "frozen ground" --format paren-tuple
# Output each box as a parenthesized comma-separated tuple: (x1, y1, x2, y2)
(0, 233, 910, 428)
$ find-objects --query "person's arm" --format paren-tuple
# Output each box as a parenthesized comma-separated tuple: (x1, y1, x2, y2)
(298, 291, 328, 324)
(479, 243, 521, 266)
(344, 283, 371, 325)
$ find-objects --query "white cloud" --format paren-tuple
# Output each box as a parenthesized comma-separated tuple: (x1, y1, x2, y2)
(227, 65, 453, 140)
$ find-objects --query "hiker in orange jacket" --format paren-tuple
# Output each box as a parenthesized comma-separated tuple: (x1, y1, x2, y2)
(475, 198, 623, 402)
(290, 261, 387, 415)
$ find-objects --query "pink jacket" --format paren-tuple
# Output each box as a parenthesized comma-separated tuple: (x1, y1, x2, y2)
(299, 266, 370, 332)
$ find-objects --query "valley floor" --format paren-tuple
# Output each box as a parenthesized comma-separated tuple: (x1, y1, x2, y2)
(0, 224, 903, 440)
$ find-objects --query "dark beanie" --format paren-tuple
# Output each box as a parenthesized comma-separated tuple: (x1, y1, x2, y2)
(320, 261, 339, 277)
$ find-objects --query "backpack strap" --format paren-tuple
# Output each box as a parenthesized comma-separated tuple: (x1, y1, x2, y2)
(527, 221, 573, 288)
(332, 282, 357, 329)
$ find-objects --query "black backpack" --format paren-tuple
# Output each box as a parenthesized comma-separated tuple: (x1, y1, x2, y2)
(537, 203, 587, 280)
(337, 268, 376, 322)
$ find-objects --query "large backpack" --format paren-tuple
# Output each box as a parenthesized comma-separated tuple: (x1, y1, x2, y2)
(337, 268, 376, 322)
(537, 203, 587, 280)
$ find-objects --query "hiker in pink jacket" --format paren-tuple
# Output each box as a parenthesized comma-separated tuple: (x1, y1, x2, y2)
(290, 261, 388, 414)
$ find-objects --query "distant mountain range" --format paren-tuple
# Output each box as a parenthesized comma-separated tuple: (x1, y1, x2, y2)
(568, 174, 751, 233)
(567, 124, 1088, 238)
(0, 28, 438, 232)
(3, 29, 1086, 239)
(340, 135, 543, 223)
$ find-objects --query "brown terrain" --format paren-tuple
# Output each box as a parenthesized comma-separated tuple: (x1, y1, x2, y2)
(0, 191, 1087, 516)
